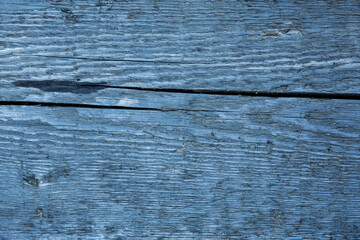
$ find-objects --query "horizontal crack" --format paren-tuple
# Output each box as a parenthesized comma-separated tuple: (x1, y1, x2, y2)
(11, 80, 360, 100)
(0, 100, 219, 112)
(95, 85, 360, 100)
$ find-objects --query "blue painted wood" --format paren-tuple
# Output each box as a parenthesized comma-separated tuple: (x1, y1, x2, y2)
(0, 98, 360, 239)
(1, 0, 360, 239)
(0, 0, 360, 93)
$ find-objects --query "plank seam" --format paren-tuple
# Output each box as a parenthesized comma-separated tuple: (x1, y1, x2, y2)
(12, 81, 360, 100)
(0, 100, 225, 112)
(78, 84, 360, 100)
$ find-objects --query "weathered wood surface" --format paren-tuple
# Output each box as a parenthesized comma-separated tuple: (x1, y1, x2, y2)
(0, 97, 360, 239)
(1, 0, 360, 239)
(1, 0, 360, 93)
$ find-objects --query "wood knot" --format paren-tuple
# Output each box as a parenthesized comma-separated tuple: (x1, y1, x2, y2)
(24, 174, 39, 187)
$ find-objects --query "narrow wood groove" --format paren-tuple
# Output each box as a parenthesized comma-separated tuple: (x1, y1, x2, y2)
(12, 80, 360, 100)
(0, 100, 220, 112)
(89, 84, 360, 100)
(15, 54, 183, 64)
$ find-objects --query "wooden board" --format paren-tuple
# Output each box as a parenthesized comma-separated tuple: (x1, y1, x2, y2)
(1, 0, 360, 239)
(1, 0, 360, 93)
(0, 97, 360, 239)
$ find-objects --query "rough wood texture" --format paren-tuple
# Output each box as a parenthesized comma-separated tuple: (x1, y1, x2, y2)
(1, 0, 360, 92)
(0, 97, 360, 239)
(1, 0, 360, 239)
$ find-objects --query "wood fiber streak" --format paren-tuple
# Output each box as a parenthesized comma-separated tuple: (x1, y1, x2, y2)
(0, 98, 359, 239)
(0, 0, 360, 92)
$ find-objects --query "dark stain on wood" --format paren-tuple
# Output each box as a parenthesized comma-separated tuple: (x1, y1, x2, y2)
(14, 80, 107, 94)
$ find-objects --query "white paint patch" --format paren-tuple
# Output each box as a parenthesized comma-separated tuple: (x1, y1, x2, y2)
(117, 97, 138, 106)
(0, 47, 24, 54)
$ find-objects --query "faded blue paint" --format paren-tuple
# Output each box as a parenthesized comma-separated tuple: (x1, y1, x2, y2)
(0, 0, 360, 239)
(0, 0, 360, 92)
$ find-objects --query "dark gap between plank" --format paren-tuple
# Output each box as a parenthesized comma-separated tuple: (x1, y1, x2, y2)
(11, 80, 360, 101)
(0, 101, 219, 112)
(93, 85, 360, 100)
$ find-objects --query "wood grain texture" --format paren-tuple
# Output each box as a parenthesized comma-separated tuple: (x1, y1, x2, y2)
(0, 97, 360, 239)
(1, 0, 360, 93)
(1, 0, 360, 239)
